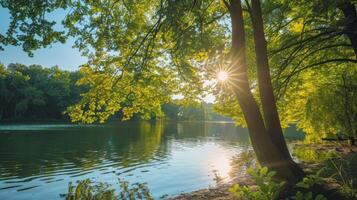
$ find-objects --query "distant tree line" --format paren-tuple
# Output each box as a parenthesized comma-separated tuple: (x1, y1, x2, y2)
(0, 63, 86, 121)
(162, 103, 232, 121)
(0, 63, 230, 122)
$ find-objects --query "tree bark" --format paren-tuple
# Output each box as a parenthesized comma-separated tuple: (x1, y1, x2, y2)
(339, 1, 357, 58)
(226, 0, 303, 182)
(250, 0, 289, 155)
(250, 0, 304, 178)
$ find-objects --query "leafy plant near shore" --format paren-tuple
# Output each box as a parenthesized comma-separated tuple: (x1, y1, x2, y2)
(290, 192, 326, 200)
(63, 179, 115, 200)
(329, 159, 357, 199)
(62, 179, 153, 200)
(229, 167, 285, 200)
(229, 167, 326, 200)
(290, 170, 326, 200)
(118, 179, 153, 200)
(293, 145, 337, 163)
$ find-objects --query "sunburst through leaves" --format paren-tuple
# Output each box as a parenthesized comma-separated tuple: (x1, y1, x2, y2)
(204, 53, 242, 93)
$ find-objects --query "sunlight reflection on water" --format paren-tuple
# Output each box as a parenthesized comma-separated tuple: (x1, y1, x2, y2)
(0, 121, 302, 199)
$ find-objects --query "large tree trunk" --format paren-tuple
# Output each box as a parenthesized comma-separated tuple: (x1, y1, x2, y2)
(250, 0, 289, 157)
(225, 0, 303, 182)
(339, 1, 357, 58)
(250, 0, 304, 178)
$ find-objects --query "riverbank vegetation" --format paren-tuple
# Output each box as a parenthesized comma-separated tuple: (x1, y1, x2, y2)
(1, 0, 356, 199)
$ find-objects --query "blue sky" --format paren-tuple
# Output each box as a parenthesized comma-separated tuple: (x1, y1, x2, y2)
(0, 7, 87, 71)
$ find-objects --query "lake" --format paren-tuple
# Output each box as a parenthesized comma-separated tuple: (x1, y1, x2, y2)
(0, 121, 304, 199)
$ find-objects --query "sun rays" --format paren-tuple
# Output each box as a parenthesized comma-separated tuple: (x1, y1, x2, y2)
(214, 58, 244, 91)
(202, 52, 250, 97)
(217, 70, 229, 82)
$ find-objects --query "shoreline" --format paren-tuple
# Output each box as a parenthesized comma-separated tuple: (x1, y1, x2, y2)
(169, 141, 357, 200)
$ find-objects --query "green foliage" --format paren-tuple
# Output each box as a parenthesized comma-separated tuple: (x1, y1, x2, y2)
(202, 0, 357, 141)
(1, 0, 356, 134)
(290, 170, 326, 200)
(293, 144, 357, 199)
(1, 0, 230, 123)
(65, 179, 116, 200)
(177, 104, 205, 121)
(328, 159, 357, 199)
(229, 167, 285, 200)
(63, 179, 153, 200)
(296, 170, 324, 189)
(213, 93, 247, 127)
(0, 63, 84, 120)
(0, 63, 229, 122)
(293, 145, 337, 163)
(265, 0, 356, 95)
(230, 167, 329, 200)
(279, 67, 357, 142)
(264, 0, 357, 141)
(0, 0, 68, 55)
(290, 191, 326, 200)
(118, 180, 153, 200)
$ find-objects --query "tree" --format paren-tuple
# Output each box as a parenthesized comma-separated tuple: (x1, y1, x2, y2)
(279, 65, 357, 145)
(250, 0, 304, 179)
(46, 67, 72, 118)
(0, 63, 86, 120)
(254, 0, 357, 145)
(261, 0, 357, 97)
(5, 63, 31, 118)
(338, 1, 357, 57)
(222, 0, 303, 182)
(161, 103, 180, 120)
(0, 63, 11, 119)
(1, 0, 305, 181)
(178, 104, 205, 121)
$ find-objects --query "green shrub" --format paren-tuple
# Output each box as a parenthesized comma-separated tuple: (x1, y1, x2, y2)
(64, 179, 116, 200)
(295, 169, 324, 189)
(290, 191, 326, 200)
(229, 167, 327, 200)
(229, 167, 285, 200)
(329, 159, 357, 199)
(62, 179, 153, 200)
(291, 169, 326, 200)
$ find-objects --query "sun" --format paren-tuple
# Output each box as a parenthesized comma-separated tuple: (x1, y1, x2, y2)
(217, 70, 229, 82)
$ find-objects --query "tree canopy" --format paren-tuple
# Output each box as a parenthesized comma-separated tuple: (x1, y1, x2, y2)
(1, 0, 231, 123)
(0, 63, 84, 120)
(1, 0, 356, 136)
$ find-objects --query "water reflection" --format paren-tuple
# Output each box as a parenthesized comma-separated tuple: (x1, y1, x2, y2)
(0, 122, 166, 179)
(0, 121, 296, 199)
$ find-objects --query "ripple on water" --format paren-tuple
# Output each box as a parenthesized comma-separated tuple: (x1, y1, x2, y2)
(17, 185, 40, 192)
(0, 122, 298, 200)
(0, 185, 22, 190)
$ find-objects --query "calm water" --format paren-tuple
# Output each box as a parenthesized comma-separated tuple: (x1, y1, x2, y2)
(0, 121, 303, 199)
